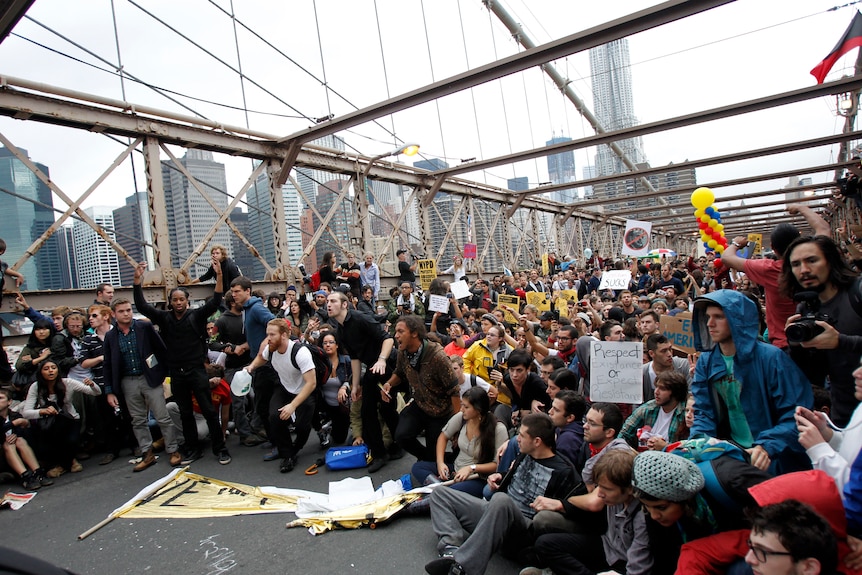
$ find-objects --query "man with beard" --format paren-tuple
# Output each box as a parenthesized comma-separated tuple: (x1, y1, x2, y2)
(620, 371, 689, 451)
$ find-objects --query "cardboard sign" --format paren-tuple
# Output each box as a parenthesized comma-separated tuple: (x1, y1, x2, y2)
(418, 259, 437, 291)
(589, 341, 643, 404)
(598, 270, 632, 291)
(449, 280, 471, 300)
(463, 244, 477, 259)
(555, 290, 578, 317)
(541, 253, 549, 276)
(746, 233, 763, 258)
(621, 219, 652, 257)
(660, 312, 695, 354)
(525, 291, 551, 312)
(427, 294, 450, 314)
(496, 294, 521, 324)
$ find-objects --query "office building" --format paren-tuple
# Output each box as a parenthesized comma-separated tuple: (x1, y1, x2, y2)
(73, 206, 122, 289)
(246, 167, 303, 279)
(113, 192, 147, 287)
(546, 136, 577, 203)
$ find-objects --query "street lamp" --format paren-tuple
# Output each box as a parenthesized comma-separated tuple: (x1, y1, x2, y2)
(355, 142, 420, 252)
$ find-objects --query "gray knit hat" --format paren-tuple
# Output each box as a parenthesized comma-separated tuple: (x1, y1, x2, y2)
(632, 451, 704, 502)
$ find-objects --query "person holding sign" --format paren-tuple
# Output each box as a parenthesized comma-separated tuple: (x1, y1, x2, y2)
(689, 290, 812, 474)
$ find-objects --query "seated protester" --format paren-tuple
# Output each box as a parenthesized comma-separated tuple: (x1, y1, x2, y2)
(641, 333, 694, 404)
(14, 319, 56, 398)
(520, 320, 579, 374)
(443, 319, 470, 358)
(632, 451, 717, 575)
(543, 368, 579, 410)
(166, 363, 231, 447)
(450, 354, 491, 398)
(500, 349, 549, 428)
(527, 449, 652, 575)
(0, 387, 53, 490)
(796, 361, 862, 498)
(746, 501, 838, 575)
(19, 360, 101, 478)
(320, 332, 352, 447)
(619, 371, 689, 451)
(677, 470, 857, 575)
(425, 413, 577, 575)
(462, 323, 514, 417)
(412, 387, 508, 497)
(548, 390, 586, 464)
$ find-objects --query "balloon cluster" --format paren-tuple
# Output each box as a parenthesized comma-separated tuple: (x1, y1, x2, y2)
(690, 187, 726, 269)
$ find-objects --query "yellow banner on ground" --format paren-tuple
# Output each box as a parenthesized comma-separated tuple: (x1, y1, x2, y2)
(525, 291, 551, 312)
(286, 492, 423, 535)
(114, 469, 300, 519)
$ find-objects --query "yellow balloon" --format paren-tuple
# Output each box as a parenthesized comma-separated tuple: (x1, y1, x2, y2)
(708, 219, 718, 229)
(716, 224, 724, 233)
(691, 187, 715, 210)
(700, 215, 711, 224)
(694, 209, 705, 218)
(716, 245, 725, 254)
(708, 239, 718, 249)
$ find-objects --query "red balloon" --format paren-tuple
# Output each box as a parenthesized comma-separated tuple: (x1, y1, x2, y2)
(714, 258, 722, 269)
(719, 237, 728, 246)
(698, 221, 707, 230)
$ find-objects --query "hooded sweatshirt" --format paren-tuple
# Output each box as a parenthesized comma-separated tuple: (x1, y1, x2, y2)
(689, 290, 812, 460)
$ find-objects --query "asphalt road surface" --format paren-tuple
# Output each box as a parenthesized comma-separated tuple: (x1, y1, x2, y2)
(3, 434, 521, 575)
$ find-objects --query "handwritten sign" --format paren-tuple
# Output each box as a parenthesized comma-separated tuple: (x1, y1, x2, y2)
(589, 341, 643, 404)
(660, 312, 695, 354)
(525, 291, 551, 312)
(496, 294, 521, 323)
(450, 280, 471, 300)
(428, 294, 450, 314)
(418, 259, 437, 291)
(463, 244, 477, 259)
(598, 270, 632, 291)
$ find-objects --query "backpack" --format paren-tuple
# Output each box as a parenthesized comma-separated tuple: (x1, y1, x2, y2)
(289, 340, 333, 390)
(309, 270, 321, 291)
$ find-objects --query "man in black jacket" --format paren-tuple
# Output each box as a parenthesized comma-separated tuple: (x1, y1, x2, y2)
(132, 260, 230, 466)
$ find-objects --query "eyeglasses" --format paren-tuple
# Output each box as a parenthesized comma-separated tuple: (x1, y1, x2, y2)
(746, 540, 793, 563)
(557, 336, 572, 341)
(582, 420, 607, 429)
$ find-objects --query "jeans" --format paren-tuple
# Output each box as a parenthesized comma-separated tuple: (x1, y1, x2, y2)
(395, 402, 449, 461)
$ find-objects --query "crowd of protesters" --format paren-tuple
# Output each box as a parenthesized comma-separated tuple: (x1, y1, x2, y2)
(2, 207, 862, 575)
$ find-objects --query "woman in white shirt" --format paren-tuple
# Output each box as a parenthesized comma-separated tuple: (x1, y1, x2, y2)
(21, 359, 101, 478)
(442, 255, 468, 282)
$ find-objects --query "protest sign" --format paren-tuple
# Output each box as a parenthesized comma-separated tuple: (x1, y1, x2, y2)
(621, 219, 652, 257)
(660, 312, 695, 354)
(428, 294, 449, 313)
(496, 294, 521, 323)
(417, 259, 437, 291)
(525, 291, 551, 312)
(589, 341, 643, 404)
(598, 270, 632, 291)
(463, 244, 477, 259)
(555, 290, 578, 317)
(449, 280, 471, 300)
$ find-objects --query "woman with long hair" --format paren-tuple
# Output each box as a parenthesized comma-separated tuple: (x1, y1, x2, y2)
(14, 318, 56, 394)
(286, 299, 309, 337)
(320, 332, 352, 446)
(411, 387, 507, 497)
(318, 252, 338, 285)
(20, 359, 101, 478)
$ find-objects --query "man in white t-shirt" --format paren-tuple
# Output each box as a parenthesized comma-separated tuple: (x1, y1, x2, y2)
(246, 318, 316, 473)
(449, 354, 491, 398)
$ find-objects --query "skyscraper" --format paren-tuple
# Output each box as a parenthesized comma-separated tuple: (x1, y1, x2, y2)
(246, 167, 303, 279)
(508, 177, 529, 192)
(589, 39, 646, 177)
(228, 208, 256, 279)
(161, 150, 231, 278)
(0, 146, 63, 291)
(545, 136, 577, 203)
(113, 192, 147, 287)
(296, 134, 348, 206)
(73, 206, 122, 289)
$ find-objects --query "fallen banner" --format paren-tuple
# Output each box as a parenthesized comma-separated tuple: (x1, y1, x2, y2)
(286, 491, 424, 535)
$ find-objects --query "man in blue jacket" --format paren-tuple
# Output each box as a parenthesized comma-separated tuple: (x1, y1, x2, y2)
(689, 289, 812, 475)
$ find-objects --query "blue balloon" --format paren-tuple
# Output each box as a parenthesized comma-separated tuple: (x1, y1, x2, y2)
(703, 242, 711, 249)
(705, 207, 715, 217)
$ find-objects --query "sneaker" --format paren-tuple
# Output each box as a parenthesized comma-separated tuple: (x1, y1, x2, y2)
(22, 473, 41, 491)
(169, 451, 183, 467)
(439, 545, 459, 558)
(133, 451, 156, 472)
(35, 470, 54, 487)
(280, 456, 298, 473)
(425, 557, 458, 575)
(70, 459, 83, 473)
(218, 450, 232, 465)
(46, 466, 66, 479)
(99, 453, 116, 466)
(260, 441, 273, 450)
(367, 456, 387, 473)
(241, 434, 265, 447)
(75, 451, 91, 461)
(180, 448, 203, 466)
(263, 447, 280, 462)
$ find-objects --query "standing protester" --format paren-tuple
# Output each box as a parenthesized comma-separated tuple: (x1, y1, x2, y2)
(359, 252, 380, 303)
(189, 244, 241, 294)
(380, 314, 459, 461)
(245, 319, 317, 473)
(103, 297, 181, 471)
(327, 290, 396, 473)
(396, 248, 417, 285)
(337, 252, 362, 299)
(132, 261, 230, 466)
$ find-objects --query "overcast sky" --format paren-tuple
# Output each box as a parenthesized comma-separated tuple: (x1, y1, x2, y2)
(0, 0, 858, 216)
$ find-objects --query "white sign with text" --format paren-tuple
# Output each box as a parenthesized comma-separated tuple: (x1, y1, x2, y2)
(589, 341, 643, 404)
(597, 270, 632, 291)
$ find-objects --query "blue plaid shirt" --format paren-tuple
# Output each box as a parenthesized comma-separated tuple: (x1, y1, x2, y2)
(117, 324, 143, 377)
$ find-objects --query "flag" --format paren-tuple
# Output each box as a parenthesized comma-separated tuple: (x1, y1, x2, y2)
(811, 11, 862, 84)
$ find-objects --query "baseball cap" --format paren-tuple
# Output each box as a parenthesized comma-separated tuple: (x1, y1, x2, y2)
(396, 248, 408, 256)
(314, 290, 327, 297)
(540, 311, 556, 321)
(576, 312, 592, 326)
(638, 294, 650, 301)
(286, 284, 297, 292)
(450, 318, 468, 331)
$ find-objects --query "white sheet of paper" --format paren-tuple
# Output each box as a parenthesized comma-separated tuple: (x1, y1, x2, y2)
(450, 280, 471, 300)
(428, 294, 450, 313)
(328, 476, 375, 509)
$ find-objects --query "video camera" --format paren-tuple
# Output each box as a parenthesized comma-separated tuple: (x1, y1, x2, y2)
(786, 291, 835, 344)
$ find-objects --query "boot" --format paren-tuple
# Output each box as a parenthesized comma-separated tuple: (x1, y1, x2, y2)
(133, 450, 156, 472)
(21, 470, 41, 491)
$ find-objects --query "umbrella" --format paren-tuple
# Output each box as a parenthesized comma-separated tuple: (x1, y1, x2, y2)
(646, 249, 677, 258)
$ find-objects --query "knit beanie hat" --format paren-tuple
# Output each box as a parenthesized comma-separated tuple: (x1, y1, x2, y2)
(632, 451, 704, 502)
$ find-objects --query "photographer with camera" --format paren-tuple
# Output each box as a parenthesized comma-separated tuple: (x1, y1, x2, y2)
(396, 248, 417, 285)
(386, 282, 426, 335)
(780, 235, 862, 427)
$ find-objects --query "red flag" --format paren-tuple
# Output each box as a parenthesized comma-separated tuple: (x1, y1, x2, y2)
(811, 11, 862, 84)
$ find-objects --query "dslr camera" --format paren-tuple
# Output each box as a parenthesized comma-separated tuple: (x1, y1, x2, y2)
(786, 291, 835, 344)
(298, 264, 312, 285)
